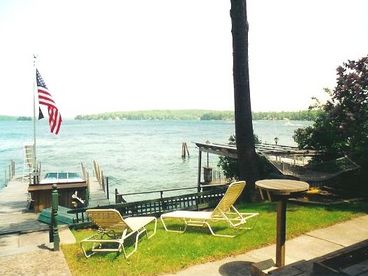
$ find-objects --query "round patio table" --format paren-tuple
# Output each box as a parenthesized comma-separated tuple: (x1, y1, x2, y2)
(255, 179, 309, 267)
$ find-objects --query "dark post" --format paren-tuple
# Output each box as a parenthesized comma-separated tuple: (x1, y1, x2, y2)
(50, 184, 60, 251)
(230, 0, 257, 201)
(101, 170, 105, 191)
(197, 150, 202, 192)
(276, 198, 287, 266)
(4, 169, 7, 186)
(106, 176, 109, 200)
(11, 160, 15, 178)
(33, 169, 37, 185)
(115, 188, 118, 204)
(85, 172, 90, 205)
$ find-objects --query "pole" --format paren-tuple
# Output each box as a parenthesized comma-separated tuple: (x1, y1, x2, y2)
(32, 55, 38, 184)
(276, 198, 287, 267)
(106, 176, 109, 200)
(50, 184, 60, 251)
(197, 150, 202, 192)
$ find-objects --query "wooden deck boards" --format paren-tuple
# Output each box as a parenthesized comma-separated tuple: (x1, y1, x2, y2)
(0, 177, 48, 235)
(0, 175, 110, 235)
(86, 176, 110, 207)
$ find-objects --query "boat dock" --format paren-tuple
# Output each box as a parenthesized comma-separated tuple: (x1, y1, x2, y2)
(195, 142, 360, 185)
(0, 177, 48, 235)
(87, 174, 111, 207)
(0, 163, 110, 257)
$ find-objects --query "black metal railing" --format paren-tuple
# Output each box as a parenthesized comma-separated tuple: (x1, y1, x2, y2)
(67, 186, 227, 226)
(115, 185, 201, 203)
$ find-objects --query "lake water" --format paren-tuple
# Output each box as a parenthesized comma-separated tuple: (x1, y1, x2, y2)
(0, 119, 311, 200)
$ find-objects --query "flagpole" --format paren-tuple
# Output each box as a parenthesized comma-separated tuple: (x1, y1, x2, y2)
(32, 54, 38, 184)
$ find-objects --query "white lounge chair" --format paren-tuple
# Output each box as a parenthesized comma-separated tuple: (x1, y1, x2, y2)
(161, 181, 258, 238)
(81, 209, 157, 258)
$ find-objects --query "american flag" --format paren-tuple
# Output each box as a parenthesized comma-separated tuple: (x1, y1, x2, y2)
(36, 69, 62, 134)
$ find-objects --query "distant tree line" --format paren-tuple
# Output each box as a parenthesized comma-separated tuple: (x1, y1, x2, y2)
(252, 110, 322, 121)
(0, 115, 16, 121)
(17, 116, 32, 121)
(74, 109, 321, 121)
(0, 115, 31, 121)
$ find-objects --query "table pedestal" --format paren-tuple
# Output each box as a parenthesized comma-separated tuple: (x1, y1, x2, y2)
(255, 179, 309, 270)
(276, 198, 287, 267)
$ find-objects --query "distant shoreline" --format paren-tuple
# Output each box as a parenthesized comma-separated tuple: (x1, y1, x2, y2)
(74, 109, 320, 121)
(0, 109, 321, 122)
(0, 116, 31, 121)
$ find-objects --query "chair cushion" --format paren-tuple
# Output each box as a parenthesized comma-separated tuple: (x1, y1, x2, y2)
(124, 216, 156, 231)
(161, 210, 212, 220)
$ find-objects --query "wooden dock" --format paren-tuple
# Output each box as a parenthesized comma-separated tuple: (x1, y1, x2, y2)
(0, 173, 110, 235)
(0, 177, 48, 235)
(87, 176, 110, 207)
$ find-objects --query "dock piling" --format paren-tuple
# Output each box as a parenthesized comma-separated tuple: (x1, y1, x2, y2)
(11, 160, 15, 178)
(106, 176, 109, 200)
(4, 169, 7, 187)
(181, 142, 190, 159)
(101, 170, 105, 191)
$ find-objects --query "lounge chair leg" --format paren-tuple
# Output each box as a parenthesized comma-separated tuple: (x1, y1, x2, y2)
(81, 242, 92, 258)
(80, 233, 103, 258)
(161, 217, 187, 233)
(121, 241, 137, 259)
(81, 241, 101, 258)
(146, 218, 157, 239)
(205, 222, 235, 238)
(122, 241, 137, 259)
(237, 214, 259, 231)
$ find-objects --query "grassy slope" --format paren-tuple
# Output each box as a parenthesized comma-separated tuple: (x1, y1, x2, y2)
(62, 201, 368, 276)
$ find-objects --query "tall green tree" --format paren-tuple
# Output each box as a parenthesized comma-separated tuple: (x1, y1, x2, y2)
(294, 56, 368, 176)
(230, 0, 257, 201)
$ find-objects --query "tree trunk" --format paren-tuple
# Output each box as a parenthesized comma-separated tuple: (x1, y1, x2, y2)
(230, 0, 257, 201)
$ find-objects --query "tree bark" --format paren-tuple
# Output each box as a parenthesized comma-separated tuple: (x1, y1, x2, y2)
(230, 0, 257, 201)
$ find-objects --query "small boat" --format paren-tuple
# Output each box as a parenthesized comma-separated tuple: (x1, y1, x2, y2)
(28, 171, 87, 212)
(40, 172, 84, 184)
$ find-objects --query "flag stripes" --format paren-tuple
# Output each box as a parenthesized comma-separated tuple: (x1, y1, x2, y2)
(36, 69, 62, 134)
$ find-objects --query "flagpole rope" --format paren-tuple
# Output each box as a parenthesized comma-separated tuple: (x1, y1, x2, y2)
(32, 54, 37, 183)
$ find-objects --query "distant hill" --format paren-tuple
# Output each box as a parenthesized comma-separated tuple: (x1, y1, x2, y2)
(74, 109, 321, 121)
(0, 115, 32, 121)
(0, 115, 16, 121)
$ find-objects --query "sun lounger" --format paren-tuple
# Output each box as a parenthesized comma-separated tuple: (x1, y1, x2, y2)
(81, 209, 157, 258)
(161, 181, 258, 238)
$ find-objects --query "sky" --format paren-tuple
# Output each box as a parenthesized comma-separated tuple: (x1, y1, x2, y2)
(0, 0, 367, 119)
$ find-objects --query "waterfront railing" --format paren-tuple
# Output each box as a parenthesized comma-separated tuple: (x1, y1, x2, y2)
(67, 185, 227, 227)
(3, 160, 15, 187)
(114, 186, 200, 204)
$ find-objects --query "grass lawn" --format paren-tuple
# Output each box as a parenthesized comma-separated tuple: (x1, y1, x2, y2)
(62, 201, 368, 276)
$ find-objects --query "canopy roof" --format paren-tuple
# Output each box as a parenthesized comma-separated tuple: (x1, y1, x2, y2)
(194, 142, 321, 158)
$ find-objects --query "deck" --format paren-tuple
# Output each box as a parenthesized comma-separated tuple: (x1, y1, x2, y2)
(0, 174, 110, 235)
(87, 176, 110, 207)
(0, 177, 48, 235)
(195, 142, 360, 184)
